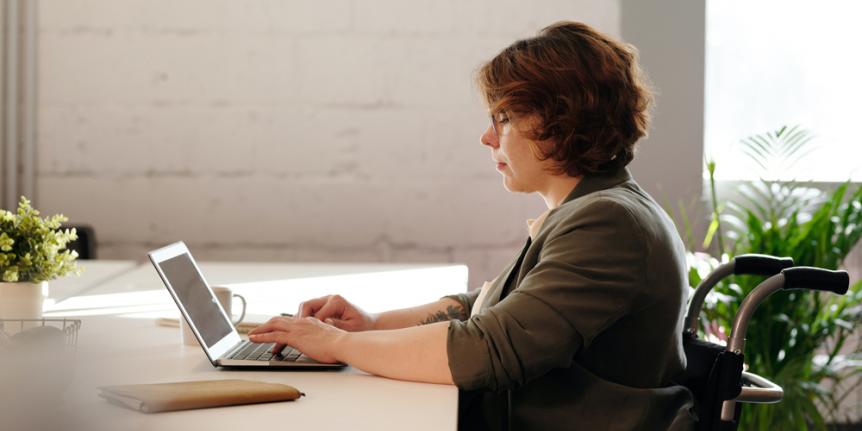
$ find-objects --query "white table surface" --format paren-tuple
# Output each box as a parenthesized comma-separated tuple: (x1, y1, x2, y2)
(36, 261, 466, 431)
(53, 316, 458, 431)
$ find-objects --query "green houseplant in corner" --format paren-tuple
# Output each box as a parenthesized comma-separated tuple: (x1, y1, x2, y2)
(0, 196, 81, 319)
(689, 126, 862, 430)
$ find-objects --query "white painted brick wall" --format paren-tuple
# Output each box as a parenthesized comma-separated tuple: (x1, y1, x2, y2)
(0, 0, 4, 202)
(35, 0, 621, 288)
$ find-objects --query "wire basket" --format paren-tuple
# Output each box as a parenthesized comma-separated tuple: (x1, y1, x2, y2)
(0, 318, 81, 350)
(1, 319, 82, 428)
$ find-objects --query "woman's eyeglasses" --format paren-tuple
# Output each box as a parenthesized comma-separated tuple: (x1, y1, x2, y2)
(489, 111, 512, 138)
(490, 111, 511, 137)
(490, 115, 499, 137)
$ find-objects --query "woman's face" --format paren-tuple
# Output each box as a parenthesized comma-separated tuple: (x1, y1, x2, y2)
(480, 112, 554, 194)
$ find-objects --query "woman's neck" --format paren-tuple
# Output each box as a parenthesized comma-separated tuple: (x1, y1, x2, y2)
(539, 175, 582, 209)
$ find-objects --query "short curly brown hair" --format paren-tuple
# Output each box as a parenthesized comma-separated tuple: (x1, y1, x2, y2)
(477, 21, 653, 177)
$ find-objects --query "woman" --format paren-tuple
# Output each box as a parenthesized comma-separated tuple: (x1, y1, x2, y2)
(250, 22, 694, 430)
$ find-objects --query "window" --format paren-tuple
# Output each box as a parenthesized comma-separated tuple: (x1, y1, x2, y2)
(705, 0, 862, 182)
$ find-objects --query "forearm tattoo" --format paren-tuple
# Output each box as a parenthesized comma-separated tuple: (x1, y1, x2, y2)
(419, 304, 468, 325)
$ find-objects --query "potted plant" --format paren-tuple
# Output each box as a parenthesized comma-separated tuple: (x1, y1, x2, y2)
(683, 126, 862, 429)
(0, 196, 80, 319)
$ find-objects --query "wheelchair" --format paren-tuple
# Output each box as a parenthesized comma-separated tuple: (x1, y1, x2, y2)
(678, 254, 850, 431)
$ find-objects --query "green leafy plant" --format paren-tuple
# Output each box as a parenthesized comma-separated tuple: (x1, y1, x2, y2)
(0, 196, 81, 283)
(691, 125, 862, 429)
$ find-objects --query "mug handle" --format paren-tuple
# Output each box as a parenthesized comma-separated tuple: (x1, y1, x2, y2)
(232, 294, 247, 326)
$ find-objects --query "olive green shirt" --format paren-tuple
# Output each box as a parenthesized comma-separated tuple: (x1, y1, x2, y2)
(445, 168, 695, 430)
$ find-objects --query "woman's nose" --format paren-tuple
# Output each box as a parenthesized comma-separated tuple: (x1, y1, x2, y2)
(480, 124, 498, 148)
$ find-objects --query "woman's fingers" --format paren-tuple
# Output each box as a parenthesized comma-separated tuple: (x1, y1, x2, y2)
(248, 319, 295, 344)
(247, 317, 342, 364)
(248, 318, 308, 354)
(314, 295, 346, 321)
(249, 316, 294, 335)
(249, 333, 292, 355)
(297, 296, 331, 318)
(248, 323, 269, 335)
(248, 331, 281, 343)
(248, 318, 278, 335)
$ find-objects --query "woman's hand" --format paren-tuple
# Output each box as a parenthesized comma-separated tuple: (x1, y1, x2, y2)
(296, 294, 377, 332)
(250, 316, 454, 385)
(248, 316, 346, 363)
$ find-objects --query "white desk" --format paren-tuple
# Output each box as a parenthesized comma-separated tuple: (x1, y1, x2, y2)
(41, 262, 466, 431)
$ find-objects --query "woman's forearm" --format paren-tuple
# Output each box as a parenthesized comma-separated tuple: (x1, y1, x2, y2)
(372, 298, 467, 330)
(335, 321, 454, 385)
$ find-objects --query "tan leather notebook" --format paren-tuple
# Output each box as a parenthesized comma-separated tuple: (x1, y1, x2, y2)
(98, 379, 304, 413)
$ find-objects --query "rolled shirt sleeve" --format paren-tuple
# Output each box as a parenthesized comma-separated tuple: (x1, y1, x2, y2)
(447, 199, 647, 392)
(442, 288, 481, 318)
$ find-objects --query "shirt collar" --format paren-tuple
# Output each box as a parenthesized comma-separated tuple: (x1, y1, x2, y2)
(561, 167, 633, 205)
(526, 168, 633, 240)
(526, 208, 552, 240)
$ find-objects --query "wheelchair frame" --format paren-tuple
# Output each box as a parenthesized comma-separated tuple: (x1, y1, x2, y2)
(682, 254, 849, 429)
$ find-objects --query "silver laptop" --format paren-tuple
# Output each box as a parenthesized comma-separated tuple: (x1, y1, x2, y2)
(148, 241, 344, 369)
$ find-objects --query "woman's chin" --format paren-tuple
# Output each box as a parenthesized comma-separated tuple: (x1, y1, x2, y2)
(502, 178, 526, 193)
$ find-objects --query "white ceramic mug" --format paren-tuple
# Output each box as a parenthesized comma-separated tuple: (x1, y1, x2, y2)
(180, 286, 247, 346)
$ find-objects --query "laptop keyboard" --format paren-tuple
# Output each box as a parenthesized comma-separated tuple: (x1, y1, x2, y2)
(227, 341, 303, 362)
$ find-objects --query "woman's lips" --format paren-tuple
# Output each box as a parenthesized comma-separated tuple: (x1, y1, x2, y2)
(496, 162, 507, 171)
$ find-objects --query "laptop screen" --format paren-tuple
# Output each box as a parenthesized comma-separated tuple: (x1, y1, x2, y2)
(159, 253, 233, 347)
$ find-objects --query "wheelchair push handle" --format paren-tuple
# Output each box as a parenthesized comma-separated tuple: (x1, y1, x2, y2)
(781, 267, 850, 295)
(686, 254, 794, 335)
(721, 267, 849, 421)
(728, 268, 850, 354)
(733, 254, 794, 276)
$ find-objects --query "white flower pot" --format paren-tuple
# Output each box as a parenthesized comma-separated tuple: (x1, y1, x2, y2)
(0, 281, 48, 319)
